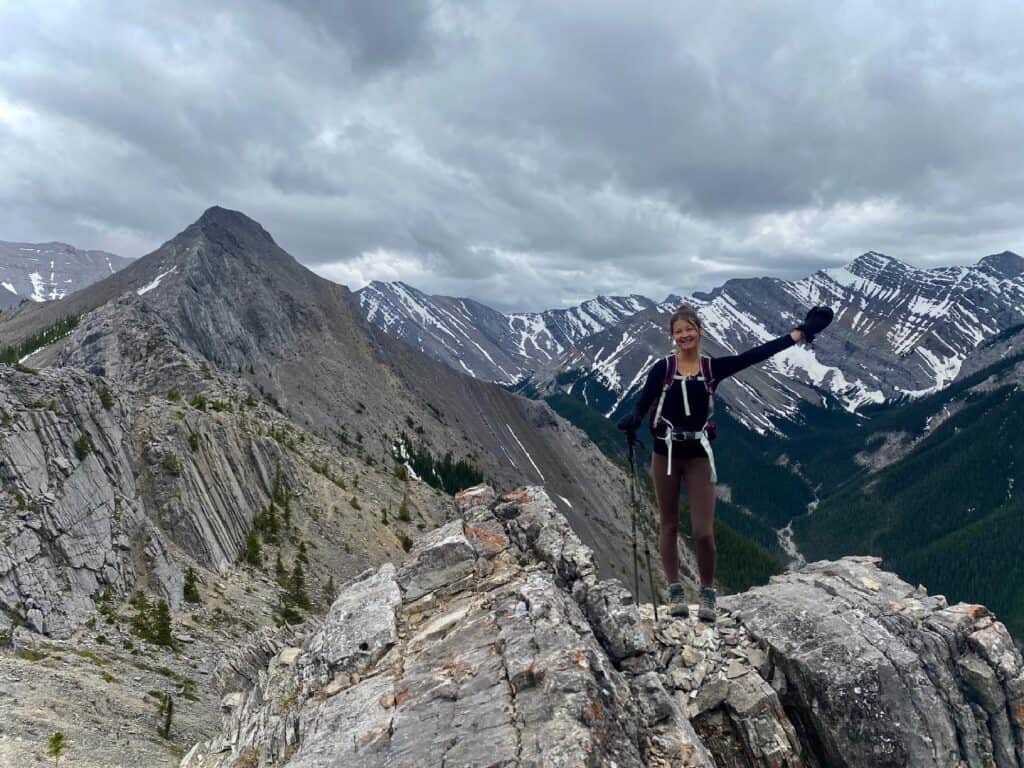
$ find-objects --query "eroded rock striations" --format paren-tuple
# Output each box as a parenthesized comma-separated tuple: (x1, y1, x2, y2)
(180, 485, 1024, 767)
(0, 365, 178, 636)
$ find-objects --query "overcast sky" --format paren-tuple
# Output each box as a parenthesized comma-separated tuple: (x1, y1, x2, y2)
(2, 2, 1022, 311)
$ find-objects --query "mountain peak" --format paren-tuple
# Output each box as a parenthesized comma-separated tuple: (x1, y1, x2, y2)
(160, 206, 297, 276)
(978, 250, 1024, 278)
(848, 250, 900, 268)
(193, 206, 275, 243)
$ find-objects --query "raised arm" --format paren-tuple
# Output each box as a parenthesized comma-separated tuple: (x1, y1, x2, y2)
(711, 331, 801, 381)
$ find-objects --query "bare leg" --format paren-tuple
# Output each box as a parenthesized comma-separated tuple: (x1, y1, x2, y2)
(682, 457, 716, 587)
(650, 452, 683, 583)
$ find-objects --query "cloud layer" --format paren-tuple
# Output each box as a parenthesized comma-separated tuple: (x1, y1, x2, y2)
(2, 1, 1022, 311)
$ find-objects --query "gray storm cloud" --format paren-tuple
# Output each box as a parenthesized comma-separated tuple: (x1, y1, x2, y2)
(1, 1, 1022, 311)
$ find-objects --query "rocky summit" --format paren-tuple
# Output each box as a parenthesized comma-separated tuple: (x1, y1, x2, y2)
(183, 485, 1024, 768)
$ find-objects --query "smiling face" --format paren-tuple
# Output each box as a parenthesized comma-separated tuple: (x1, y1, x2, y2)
(672, 318, 701, 352)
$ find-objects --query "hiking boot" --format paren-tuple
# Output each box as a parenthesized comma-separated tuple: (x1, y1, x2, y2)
(698, 586, 717, 623)
(666, 582, 689, 618)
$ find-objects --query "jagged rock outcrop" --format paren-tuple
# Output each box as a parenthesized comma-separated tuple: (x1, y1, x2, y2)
(724, 559, 1024, 767)
(182, 485, 1024, 768)
(182, 485, 715, 767)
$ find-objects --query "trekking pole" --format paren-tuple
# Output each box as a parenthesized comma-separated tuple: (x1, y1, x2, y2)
(626, 437, 640, 607)
(626, 436, 659, 623)
(634, 445, 660, 623)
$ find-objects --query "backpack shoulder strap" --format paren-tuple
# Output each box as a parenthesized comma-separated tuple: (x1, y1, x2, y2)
(650, 355, 675, 427)
(662, 355, 676, 390)
(699, 355, 715, 392)
(700, 355, 716, 425)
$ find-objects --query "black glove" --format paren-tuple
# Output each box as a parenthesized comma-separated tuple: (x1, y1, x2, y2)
(797, 305, 834, 343)
(616, 411, 642, 442)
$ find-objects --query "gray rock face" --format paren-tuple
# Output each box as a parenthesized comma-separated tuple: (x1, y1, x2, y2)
(182, 485, 716, 768)
(183, 487, 1024, 768)
(1, 296, 455, 641)
(723, 557, 1024, 767)
(395, 520, 476, 602)
(0, 366, 178, 636)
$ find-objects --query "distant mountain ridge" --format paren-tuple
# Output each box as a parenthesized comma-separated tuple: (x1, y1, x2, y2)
(359, 250, 1024, 434)
(358, 280, 656, 384)
(0, 240, 131, 309)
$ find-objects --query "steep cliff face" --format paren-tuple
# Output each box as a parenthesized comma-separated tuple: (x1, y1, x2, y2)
(0, 365, 178, 636)
(182, 485, 1024, 768)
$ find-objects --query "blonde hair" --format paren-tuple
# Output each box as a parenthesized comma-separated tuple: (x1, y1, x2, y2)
(668, 303, 703, 335)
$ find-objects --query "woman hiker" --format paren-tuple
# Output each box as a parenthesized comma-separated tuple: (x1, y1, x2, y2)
(616, 303, 833, 623)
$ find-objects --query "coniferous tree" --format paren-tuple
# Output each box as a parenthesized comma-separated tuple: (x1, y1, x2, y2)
(46, 731, 67, 767)
(275, 553, 288, 587)
(243, 529, 262, 566)
(152, 600, 174, 647)
(290, 561, 311, 610)
(0, 315, 79, 366)
(158, 693, 174, 739)
(129, 592, 151, 638)
(323, 574, 336, 604)
(183, 567, 200, 604)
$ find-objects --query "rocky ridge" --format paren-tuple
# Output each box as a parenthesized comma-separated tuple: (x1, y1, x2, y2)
(182, 485, 1024, 767)
(0, 300, 462, 766)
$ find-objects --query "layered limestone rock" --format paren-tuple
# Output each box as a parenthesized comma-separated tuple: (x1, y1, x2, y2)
(724, 559, 1024, 768)
(0, 365, 178, 636)
(182, 485, 714, 768)
(183, 485, 1024, 768)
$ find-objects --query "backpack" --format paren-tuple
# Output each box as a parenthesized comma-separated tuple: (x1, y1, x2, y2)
(648, 354, 717, 441)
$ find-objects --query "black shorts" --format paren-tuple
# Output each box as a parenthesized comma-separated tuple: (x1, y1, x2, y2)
(651, 438, 708, 460)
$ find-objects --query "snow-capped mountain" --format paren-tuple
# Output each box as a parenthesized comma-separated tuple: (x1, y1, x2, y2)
(0, 241, 132, 309)
(357, 280, 656, 384)
(358, 251, 1024, 435)
(787, 250, 1024, 398)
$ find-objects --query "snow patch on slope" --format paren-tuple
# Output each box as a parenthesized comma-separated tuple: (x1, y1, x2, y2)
(137, 266, 178, 295)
